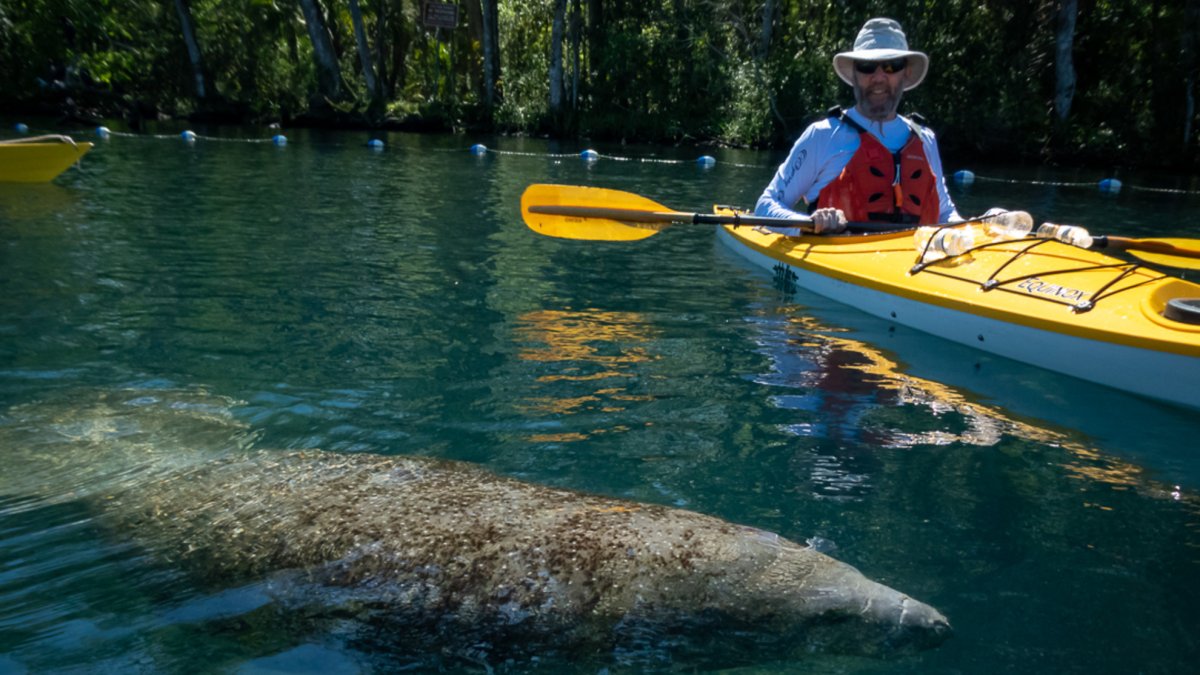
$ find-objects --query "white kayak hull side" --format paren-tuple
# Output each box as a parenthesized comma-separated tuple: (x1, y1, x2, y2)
(717, 226, 1200, 410)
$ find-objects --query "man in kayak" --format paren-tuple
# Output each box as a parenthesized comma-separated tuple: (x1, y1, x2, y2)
(755, 18, 961, 234)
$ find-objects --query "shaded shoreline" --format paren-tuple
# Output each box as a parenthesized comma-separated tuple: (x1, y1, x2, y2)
(4, 91, 1195, 173)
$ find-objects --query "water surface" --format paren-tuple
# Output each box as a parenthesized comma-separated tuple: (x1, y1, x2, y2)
(1, 127, 1199, 673)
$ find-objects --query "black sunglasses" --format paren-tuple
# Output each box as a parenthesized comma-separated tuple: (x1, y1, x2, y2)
(854, 58, 908, 75)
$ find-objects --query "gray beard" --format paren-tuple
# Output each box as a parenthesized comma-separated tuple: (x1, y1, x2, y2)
(853, 85, 902, 122)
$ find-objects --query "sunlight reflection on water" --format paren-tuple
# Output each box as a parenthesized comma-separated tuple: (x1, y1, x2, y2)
(1, 130, 1199, 673)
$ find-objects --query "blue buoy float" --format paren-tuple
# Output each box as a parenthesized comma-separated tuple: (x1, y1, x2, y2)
(697, 155, 716, 168)
(953, 169, 975, 186)
(96, 126, 111, 139)
(580, 149, 599, 161)
(368, 138, 384, 150)
(470, 144, 487, 155)
(181, 130, 197, 143)
(14, 123, 29, 134)
(1098, 178, 1122, 195)
(272, 134, 287, 146)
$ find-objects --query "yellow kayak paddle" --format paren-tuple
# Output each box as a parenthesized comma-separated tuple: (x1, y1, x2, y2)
(519, 183, 1200, 269)
(520, 183, 899, 241)
(1092, 237, 1200, 268)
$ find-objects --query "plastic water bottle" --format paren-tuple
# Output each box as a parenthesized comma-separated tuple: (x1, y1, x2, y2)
(981, 208, 1033, 241)
(1037, 222, 1094, 249)
(914, 226, 976, 262)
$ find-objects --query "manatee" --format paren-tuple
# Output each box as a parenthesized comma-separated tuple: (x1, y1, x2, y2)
(2, 389, 951, 668)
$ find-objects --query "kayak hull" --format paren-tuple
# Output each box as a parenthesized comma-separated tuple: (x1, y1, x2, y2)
(0, 141, 93, 182)
(717, 222, 1200, 409)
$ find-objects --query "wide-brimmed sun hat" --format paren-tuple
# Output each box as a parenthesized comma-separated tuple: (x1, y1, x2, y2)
(833, 18, 928, 91)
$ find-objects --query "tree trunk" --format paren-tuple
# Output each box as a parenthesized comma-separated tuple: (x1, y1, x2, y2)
(348, 0, 379, 106)
(392, 4, 409, 97)
(571, 0, 582, 109)
(672, 0, 691, 102)
(375, 5, 390, 100)
(466, 0, 483, 98)
(549, 0, 567, 116)
(1053, 0, 1077, 124)
(760, 0, 776, 61)
(753, 0, 786, 134)
(588, 0, 603, 59)
(173, 0, 209, 101)
(480, 0, 501, 109)
(297, 0, 343, 103)
(1185, 0, 1200, 146)
(587, 0, 604, 106)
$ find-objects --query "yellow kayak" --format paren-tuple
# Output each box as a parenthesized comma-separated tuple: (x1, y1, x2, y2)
(518, 183, 1200, 409)
(717, 211, 1200, 409)
(0, 136, 93, 182)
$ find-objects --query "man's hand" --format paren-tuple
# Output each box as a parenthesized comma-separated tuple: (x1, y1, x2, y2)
(811, 208, 848, 234)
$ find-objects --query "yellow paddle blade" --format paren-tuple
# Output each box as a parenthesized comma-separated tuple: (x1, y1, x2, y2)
(521, 184, 674, 241)
(1122, 238, 1200, 269)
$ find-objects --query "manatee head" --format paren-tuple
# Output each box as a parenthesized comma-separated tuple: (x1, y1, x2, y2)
(716, 527, 952, 657)
(793, 569, 954, 656)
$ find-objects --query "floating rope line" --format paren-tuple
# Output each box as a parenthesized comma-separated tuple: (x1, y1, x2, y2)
(1125, 184, 1200, 195)
(965, 174, 1097, 188)
(9, 121, 1199, 193)
(39, 126, 280, 143)
(8, 124, 290, 146)
(470, 148, 595, 159)
(719, 160, 774, 169)
(467, 143, 771, 168)
(953, 169, 1200, 195)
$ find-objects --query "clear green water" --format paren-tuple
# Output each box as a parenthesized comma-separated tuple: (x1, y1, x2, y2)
(1, 129, 1199, 673)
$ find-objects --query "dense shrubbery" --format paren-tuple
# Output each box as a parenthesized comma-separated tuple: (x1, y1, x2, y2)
(1, 0, 1197, 167)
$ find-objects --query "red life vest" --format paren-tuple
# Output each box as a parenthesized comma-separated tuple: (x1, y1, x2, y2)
(816, 109, 941, 225)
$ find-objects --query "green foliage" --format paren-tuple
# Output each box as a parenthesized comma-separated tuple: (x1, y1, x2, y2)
(0, 0, 1196, 167)
(494, 0, 551, 130)
(190, 0, 310, 117)
(721, 62, 773, 145)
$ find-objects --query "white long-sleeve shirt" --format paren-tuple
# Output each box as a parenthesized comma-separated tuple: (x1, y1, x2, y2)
(755, 107, 960, 223)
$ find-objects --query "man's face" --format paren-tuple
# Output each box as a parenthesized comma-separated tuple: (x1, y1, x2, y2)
(852, 58, 909, 121)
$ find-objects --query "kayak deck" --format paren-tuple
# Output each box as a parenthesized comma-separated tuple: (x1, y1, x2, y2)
(717, 213, 1200, 408)
(0, 140, 93, 182)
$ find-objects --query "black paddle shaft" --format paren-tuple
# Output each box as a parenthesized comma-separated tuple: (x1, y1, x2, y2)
(527, 205, 903, 234)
